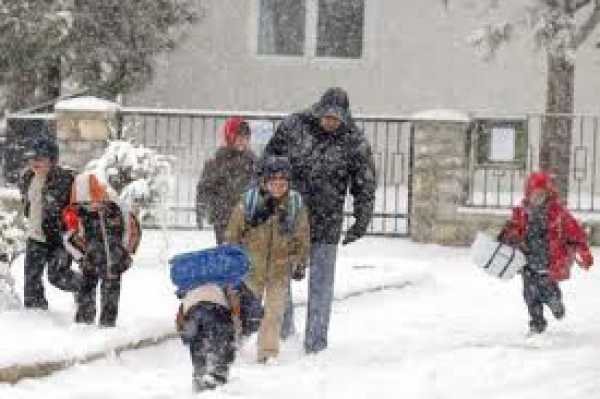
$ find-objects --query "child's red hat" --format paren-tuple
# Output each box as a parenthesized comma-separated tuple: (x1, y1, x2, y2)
(524, 171, 558, 200)
(223, 117, 250, 147)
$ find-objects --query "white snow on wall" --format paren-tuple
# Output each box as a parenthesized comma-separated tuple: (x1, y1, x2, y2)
(55, 96, 120, 112)
(0, 188, 20, 202)
(411, 109, 471, 122)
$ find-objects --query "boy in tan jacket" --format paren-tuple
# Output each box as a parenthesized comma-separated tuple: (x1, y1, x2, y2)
(226, 156, 310, 363)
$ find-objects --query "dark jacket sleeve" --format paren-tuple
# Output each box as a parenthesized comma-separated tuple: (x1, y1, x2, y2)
(497, 207, 527, 251)
(348, 134, 376, 233)
(52, 168, 75, 233)
(196, 159, 217, 225)
(19, 170, 34, 217)
(41, 167, 75, 245)
(264, 114, 303, 159)
(563, 210, 593, 268)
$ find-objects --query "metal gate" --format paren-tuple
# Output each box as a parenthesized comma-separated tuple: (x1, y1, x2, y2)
(118, 108, 414, 236)
(466, 113, 600, 213)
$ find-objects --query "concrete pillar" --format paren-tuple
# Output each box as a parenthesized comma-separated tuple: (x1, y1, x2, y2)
(410, 110, 472, 245)
(55, 97, 120, 171)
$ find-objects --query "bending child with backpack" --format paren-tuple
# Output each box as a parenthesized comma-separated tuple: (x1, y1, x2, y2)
(225, 156, 310, 363)
(170, 244, 262, 392)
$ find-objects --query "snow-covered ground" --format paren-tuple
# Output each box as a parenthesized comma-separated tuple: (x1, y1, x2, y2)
(2, 231, 600, 398)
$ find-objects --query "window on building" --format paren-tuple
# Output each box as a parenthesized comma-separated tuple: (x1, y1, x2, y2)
(257, 0, 306, 56)
(316, 0, 364, 58)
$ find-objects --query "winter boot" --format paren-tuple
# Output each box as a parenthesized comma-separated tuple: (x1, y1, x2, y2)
(99, 278, 121, 327)
(24, 298, 48, 310)
(75, 285, 97, 324)
(548, 300, 565, 320)
(192, 368, 217, 392)
(210, 365, 229, 386)
(528, 318, 547, 335)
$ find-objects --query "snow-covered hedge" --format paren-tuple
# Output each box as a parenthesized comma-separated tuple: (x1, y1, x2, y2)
(0, 207, 25, 311)
(84, 140, 174, 224)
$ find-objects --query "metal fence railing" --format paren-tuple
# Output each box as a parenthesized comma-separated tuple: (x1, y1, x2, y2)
(119, 108, 414, 236)
(6, 104, 600, 235)
(466, 113, 600, 212)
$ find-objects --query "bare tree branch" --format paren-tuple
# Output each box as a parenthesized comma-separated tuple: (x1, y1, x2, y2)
(574, 0, 593, 12)
(541, 0, 560, 9)
(574, 1, 600, 47)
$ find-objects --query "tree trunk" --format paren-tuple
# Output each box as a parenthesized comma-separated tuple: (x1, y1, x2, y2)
(6, 72, 37, 112)
(541, 53, 574, 201)
(44, 58, 62, 104)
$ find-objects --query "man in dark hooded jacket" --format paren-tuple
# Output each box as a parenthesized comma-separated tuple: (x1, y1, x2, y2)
(263, 87, 376, 353)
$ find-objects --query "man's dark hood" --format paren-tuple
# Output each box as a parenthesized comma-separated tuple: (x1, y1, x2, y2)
(311, 87, 353, 126)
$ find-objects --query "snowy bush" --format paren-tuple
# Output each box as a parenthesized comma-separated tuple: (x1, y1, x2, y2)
(0, 208, 25, 311)
(84, 139, 174, 224)
(464, 0, 592, 64)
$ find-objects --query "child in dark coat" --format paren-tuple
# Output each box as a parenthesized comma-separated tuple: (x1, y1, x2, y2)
(175, 277, 263, 392)
(63, 172, 141, 327)
(196, 117, 257, 243)
(499, 172, 593, 334)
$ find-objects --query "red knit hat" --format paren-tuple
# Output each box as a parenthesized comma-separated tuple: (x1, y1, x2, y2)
(223, 117, 250, 147)
(524, 172, 558, 200)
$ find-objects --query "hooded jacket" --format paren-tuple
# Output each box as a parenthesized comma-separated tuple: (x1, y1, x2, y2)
(499, 172, 593, 281)
(225, 189, 310, 297)
(20, 166, 75, 247)
(196, 147, 257, 242)
(263, 87, 376, 244)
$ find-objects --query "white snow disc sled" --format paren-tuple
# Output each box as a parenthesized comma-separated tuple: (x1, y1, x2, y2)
(471, 232, 526, 280)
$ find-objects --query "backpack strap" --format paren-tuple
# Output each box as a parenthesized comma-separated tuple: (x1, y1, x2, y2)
(243, 187, 261, 225)
(243, 188, 303, 233)
(224, 285, 243, 342)
(285, 190, 303, 232)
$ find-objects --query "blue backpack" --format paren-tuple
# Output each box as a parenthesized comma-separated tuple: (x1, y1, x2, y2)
(169, 244, 250, 296)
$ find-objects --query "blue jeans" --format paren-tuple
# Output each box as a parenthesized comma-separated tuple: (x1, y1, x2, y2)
(304, 244, 338, 353)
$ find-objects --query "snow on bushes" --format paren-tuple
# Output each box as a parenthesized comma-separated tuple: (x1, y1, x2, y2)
(0, 207, 25, 311)
(84, 139, 174, 225)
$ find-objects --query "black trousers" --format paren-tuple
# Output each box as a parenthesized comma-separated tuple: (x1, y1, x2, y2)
(75, 268, 121, 327)
(183, 303, 236, 390)
(522, 268, 565, 332)
(24, 239, 82, 309)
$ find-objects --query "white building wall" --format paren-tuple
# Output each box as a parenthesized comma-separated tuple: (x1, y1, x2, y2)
(127, 0, 600, 114)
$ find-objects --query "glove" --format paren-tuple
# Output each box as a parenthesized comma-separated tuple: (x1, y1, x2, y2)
(342, 225, 365, 246)
(249, 193, 276, 227)
(63, 206, 80, 232)
(576, 251, 593, 269)
(291, 263, 306, 281)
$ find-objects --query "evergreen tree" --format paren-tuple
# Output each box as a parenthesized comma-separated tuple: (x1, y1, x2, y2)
(0, 0, 199, 112)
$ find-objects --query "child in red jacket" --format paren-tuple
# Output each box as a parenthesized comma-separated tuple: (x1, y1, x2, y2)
(499, 172, 593, 334)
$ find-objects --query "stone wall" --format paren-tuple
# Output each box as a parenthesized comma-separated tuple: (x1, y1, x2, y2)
(408, 112, 600, 246)
(410, 113, 475, 246)
(55, 97, 119, 171)
(57, 139, 107, 172)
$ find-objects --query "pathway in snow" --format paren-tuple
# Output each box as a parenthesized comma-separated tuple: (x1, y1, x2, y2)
(2, 233, 600, 398)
